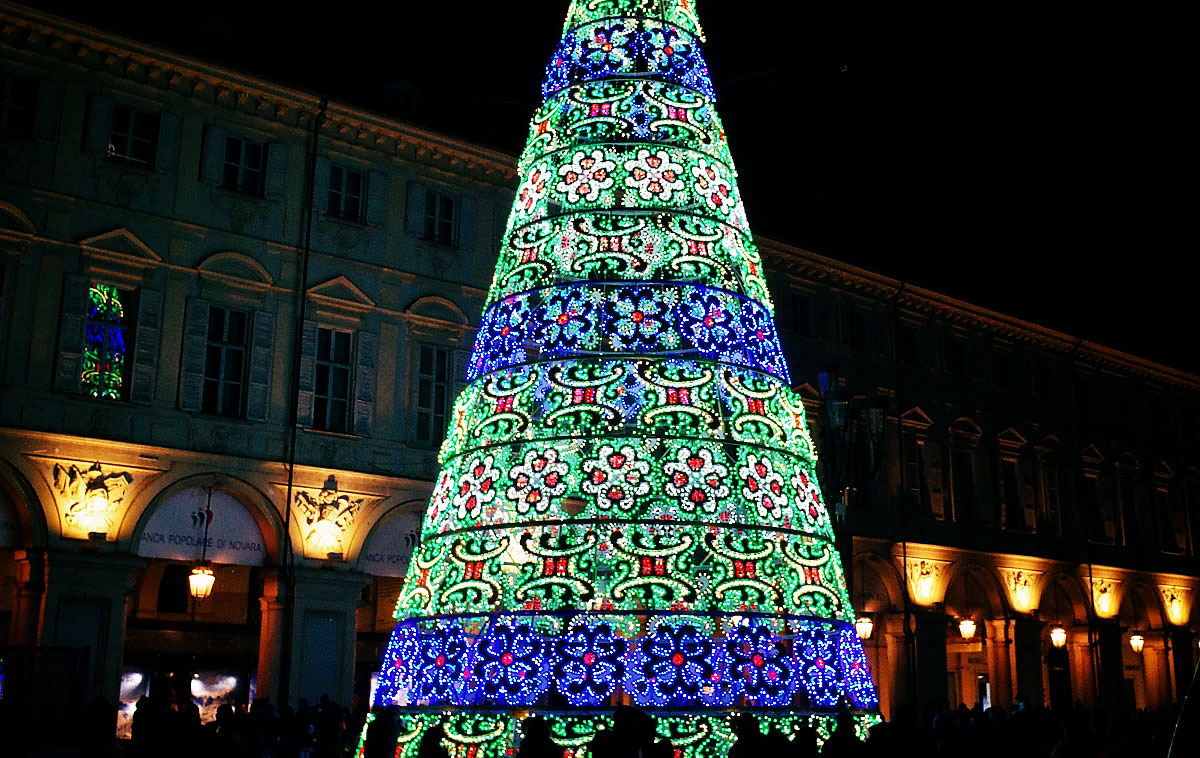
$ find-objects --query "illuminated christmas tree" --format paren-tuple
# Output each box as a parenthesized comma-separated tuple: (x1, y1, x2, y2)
(369, 1, 879, 754)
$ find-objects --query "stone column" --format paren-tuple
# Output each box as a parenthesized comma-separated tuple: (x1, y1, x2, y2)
(913, 610, 949, 711)
(8, 549, 45, 646)
(985, 618, 1014, 710)
(37, 549, 145, 702)
(1012, 617, 1044, 706)
(883, 612, 913, 712)
(285, 567, 370, 708)
(1095, 622, 1126, 710)
(255, 569, 288, 705)
(1069, 627, 1097, 709)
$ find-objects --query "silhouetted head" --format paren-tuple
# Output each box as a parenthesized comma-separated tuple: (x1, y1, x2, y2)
(523, 715, 551, 741)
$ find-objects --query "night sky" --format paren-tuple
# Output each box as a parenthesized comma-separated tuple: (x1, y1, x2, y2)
(34, 1, 1194, 374)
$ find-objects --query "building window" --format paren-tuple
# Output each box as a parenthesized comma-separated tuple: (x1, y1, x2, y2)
(203, 307, 247, 417)
(416, 344, 452, 445)
(998, 457, 1034, 532)
(951, 448, 977, 523)
(944, 337, 969, 377)
(0, 72, 37, 137)
(82, 282, 131, 400)
(328, 165, 364, 221)
(314, 327, 352, 433)
(108, 105, 158, 166)
(1041, 459, 1062, 537)
(222, 136, 266, 196)
(792, 295, 814, 337)
(424, 191, 457, 244)
(840, 305, 867, 351)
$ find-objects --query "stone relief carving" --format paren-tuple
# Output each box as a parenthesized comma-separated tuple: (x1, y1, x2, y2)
(51, 461, 133, 535)
(295, 475, 364, 554)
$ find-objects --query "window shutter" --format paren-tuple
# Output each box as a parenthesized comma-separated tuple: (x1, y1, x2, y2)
(155, 112, 182, 175)
(245, 309, 277, 422)
(264, 142, 287, 199)
(128, 288, 162, 405)
(405, 182, 427, 236)
(54, 274, 90, 393)
(1019, 459, 1038, 532)
(296, 320, 318, 428)
(926, 440, 946, 520)
(313, 156, 331, 215)
(366, 170, 387, 226)
(200, 126, 227, 184)
(976, 453, 995, 527)
(179, 298, 210, 412)
(452, 347, 471, 406)
(83, 94, 113, 157)
(458, 196, 477, 250)
(353, 330, 379, 436)
(33, 80, 63, 143)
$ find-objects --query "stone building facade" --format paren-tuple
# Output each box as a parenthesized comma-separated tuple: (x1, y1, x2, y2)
(0, 1, 1195, 739)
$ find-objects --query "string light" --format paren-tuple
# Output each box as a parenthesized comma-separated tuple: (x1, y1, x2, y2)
(371, 1, 879, 753)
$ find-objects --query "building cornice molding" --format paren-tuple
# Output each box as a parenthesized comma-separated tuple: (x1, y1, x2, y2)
(758, 235, 1200, 392)
(0, 2, 519, 185)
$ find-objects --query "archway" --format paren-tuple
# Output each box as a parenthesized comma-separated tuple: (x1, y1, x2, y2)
(119, 484, 272, 736)
(351, 500, 423, 707)
(1040, 574, 1090, 710)
(943, 565, 1007, 709)
(1118, 582, 1168, 710)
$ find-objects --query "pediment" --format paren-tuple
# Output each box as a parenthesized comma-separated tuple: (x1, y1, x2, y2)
(0, 201, 36, 234)
(997, 427, 1027, 448)
(1153, 461, 1174, 479)
(950, 417, 982, 439)
(406, 295, 468, 325)
(900, 406, 934, 430)
(1080, 443, 1105, 463)
(197, 251, 273, 284)
(309, 275, 375, 307)
(79, 228, 161, 262)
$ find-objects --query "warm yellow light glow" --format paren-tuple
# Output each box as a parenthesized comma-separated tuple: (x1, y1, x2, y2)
(1094, 585, 1116, 617)
(1050, 625, 1067, 648)
(310, 518, 343, 553)
(1014, 583, 1032, 612)
(76, 487, 111, 533)
(1129, 633, 1144, 654)
(915, 574, 935, 604)
(958, 618, 976, 640)
(855, 616, 874, 641)
(189, 563, 215, 600)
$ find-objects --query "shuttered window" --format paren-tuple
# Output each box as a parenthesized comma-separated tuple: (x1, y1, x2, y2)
(203, 306, 247, 417)
(314, 327, 353, 433)
(416, 344, 452, 446)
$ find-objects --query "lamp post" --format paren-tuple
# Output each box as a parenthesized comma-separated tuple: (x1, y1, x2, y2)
(189, 488, 216, 601)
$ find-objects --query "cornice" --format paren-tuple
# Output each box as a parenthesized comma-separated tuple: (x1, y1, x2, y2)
(0, 2, 520, 185)
(757, 235, 1200, 393)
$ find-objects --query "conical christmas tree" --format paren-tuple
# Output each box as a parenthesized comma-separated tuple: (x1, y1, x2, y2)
(370, 1, 879, 754)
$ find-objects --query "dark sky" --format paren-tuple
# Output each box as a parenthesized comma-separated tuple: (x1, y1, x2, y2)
(36, 1, 1194, 373)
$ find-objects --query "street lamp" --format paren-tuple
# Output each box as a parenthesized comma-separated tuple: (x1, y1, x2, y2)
(1129, 632, 1145, 654)
(958, 618, 977, 640)
(855, 616, 875, 641)
(189, 488, 216, 601)
(1050, 625, 1068, 648)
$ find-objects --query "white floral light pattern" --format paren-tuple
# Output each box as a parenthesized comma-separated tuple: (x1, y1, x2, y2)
(557, 149, 617, 203)
(454, 454, 501, 520)
(740, 454, 787, 520)
(506, 448, 569, 515)
(692, 158, 735, 216)
(623, 148, 685, 201)
(664, 446, 730, 514)
(582, 444, 651, 512)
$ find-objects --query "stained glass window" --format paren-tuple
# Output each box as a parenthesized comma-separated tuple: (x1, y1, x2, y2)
(82, 283, 127, 400)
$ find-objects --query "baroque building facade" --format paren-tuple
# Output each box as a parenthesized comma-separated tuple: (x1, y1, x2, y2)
(0, 1, 1195, 740)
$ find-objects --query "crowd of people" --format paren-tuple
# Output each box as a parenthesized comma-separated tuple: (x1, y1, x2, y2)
(58, 692, 1188, 757)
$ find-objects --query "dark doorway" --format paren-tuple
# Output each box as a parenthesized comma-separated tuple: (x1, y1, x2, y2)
(1047, 645, 1072, 710)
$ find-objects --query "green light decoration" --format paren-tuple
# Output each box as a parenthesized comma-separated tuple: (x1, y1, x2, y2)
(81, 283, 126, 400)
(367, 1, 880, 755)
